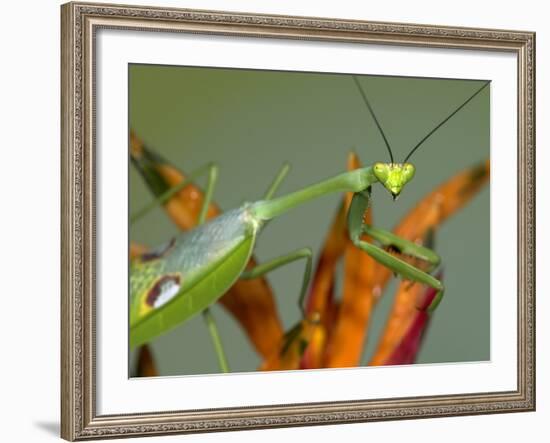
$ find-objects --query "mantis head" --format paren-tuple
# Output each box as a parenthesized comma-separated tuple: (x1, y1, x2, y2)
(353, 76, 489, 201)
(373, 162, 416, 200)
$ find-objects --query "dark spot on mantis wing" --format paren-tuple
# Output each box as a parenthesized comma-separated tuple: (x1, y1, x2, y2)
(140, 237, 176, 262)
(146, 274, 182, 308)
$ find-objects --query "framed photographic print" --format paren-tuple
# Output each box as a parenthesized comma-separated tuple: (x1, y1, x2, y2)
(61, 1, 535, 440)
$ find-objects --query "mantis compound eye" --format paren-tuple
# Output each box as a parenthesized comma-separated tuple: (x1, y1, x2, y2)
(373, 162, 389, 181)
(402, 163, 416, 183)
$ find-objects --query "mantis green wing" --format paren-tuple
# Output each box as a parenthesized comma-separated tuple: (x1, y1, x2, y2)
(130, 207, 258, 348)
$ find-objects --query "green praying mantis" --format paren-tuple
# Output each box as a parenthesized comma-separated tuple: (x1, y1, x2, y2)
(130, 75, 490, 372)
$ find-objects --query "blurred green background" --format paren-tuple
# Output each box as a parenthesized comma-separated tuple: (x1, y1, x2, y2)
(129, 64, 490, 376)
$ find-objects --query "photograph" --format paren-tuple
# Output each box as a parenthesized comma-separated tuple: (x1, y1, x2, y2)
(1, 0, 544, 439)
(128, 65, 490, 377)
(59, 2, 535, 440)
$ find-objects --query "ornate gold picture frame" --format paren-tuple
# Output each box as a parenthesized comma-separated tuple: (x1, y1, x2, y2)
(61, 2, 535, 440)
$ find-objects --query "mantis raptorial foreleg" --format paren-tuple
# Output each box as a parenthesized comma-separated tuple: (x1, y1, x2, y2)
(348, 191, 445, 313)
(362, 226, 441, 273)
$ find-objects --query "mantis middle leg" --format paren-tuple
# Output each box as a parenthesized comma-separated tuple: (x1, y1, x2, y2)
(240, 162, 314, 317)
(240, 248, 313, 317)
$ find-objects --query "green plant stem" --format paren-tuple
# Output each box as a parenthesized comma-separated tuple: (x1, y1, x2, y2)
(263, 162, 290, 200)
(130, 162, 213, 224)
(202, 308, 230, 373)
(192, 164, 229, 373)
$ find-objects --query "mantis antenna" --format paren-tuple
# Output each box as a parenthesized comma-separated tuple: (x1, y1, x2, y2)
(352, 75, 395, 164)
(403, 81, 490, 163)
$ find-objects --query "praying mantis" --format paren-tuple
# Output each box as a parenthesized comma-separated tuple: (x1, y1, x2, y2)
(130, 75, 490, 372)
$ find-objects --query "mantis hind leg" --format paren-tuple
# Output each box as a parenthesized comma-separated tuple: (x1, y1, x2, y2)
(348, 191, 445, 313)
(240, 248, 313, 318)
